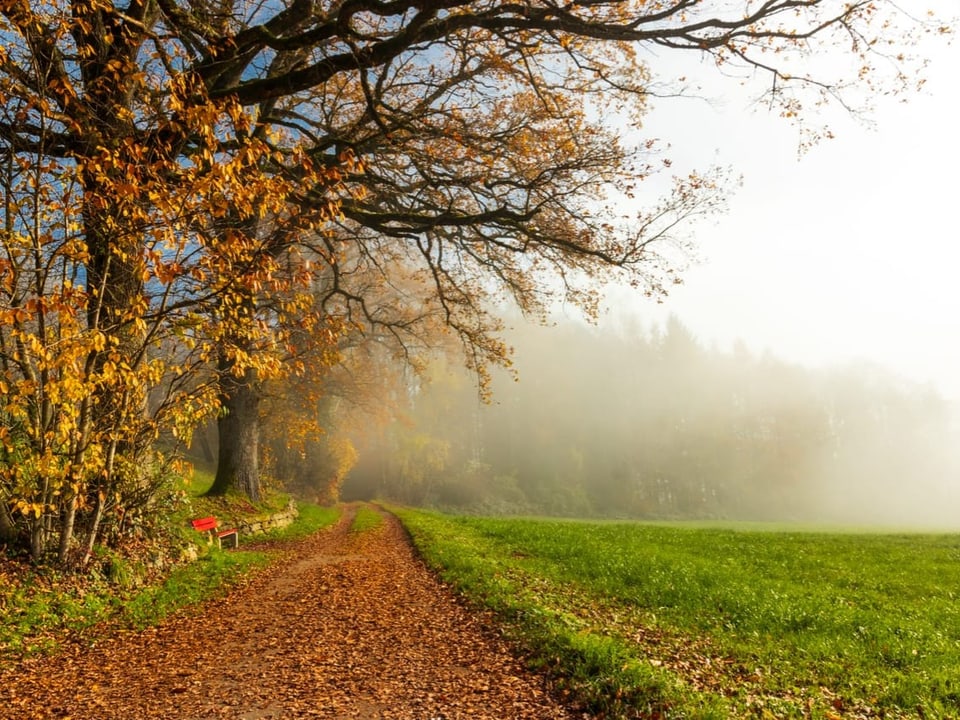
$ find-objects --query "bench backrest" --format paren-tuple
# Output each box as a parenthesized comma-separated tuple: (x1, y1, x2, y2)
(191, 516, 218, 532)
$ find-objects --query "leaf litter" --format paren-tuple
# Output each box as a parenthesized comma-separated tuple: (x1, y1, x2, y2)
(0, 507, 585, 719)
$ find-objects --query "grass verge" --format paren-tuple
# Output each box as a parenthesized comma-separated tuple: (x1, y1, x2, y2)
(252, 502, 341, 543)
(1, 469, 341, 667)
(0, 545, 270, 664)
(349, 504, 384, 534)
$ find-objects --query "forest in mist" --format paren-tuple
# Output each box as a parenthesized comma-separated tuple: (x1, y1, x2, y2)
(263, 315, 960, 527)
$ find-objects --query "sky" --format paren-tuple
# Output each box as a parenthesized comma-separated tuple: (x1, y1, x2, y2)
(606, 5, 960, 400)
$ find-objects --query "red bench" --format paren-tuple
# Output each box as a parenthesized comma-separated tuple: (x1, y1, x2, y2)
(190, 516, 239, 549)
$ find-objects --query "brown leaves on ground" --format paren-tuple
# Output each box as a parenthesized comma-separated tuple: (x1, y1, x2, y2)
(0, 508, 585, 719)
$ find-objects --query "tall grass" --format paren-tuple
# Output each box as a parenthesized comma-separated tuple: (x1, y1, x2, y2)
(396, 509, 960, 719)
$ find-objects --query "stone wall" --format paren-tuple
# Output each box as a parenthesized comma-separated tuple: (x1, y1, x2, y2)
(237, 499, 299, 537)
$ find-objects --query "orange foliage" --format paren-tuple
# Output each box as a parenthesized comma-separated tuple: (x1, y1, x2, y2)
(0, 0, 944, 563)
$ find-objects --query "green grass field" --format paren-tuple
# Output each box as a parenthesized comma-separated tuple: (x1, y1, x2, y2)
(394, 509, 960, 719)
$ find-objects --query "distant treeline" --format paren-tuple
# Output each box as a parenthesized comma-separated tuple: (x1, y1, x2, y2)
(342, 316, 960, 525)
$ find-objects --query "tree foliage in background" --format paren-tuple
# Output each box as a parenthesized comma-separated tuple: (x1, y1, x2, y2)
(346, 318, 960, 525)
(0, 1, 946, 563)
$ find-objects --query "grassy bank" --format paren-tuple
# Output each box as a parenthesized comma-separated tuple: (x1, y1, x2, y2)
(1, 471, 340, 666)
(395, 509, 960, 719)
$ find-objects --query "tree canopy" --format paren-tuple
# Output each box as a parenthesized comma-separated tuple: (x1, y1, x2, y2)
(0, 0, 947, 564)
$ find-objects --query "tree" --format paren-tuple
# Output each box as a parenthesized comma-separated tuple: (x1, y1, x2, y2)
(206, 0, 941, 500)
(259, 251, 455, 504)
(194, 147, 349, 502)
(0, 0, 343, 557)
(0, 1, 944, 559)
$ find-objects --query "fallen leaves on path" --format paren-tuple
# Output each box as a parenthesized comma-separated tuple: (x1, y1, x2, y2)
(0, 507, 585, 719)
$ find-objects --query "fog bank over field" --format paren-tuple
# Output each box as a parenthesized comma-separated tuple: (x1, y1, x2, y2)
(342, 315, 960, 528)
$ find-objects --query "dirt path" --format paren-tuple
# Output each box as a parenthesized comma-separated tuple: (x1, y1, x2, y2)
(0, 507, 585, 719)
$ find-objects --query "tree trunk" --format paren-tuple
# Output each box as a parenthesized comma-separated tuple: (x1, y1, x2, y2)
(208, 353, 262, 501)
(57, 494, 78, 566)
(29, 517, 46, 563)
(0, 502, 16, 543)
(80, 494, 106, 567)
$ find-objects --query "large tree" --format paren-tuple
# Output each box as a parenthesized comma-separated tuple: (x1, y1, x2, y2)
(0, 1, 943, 558)
(204, 0, 941, 499)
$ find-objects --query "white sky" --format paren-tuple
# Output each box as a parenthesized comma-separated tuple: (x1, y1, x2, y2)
(611, 7, 960, 400)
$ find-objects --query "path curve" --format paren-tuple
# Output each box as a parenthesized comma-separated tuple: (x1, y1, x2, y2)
(0, 506, 585, 719)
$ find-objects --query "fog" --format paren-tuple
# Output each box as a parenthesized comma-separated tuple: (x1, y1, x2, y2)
(617, 9, 960, 403)
(341, 315, 960, 528)
(330, 9, 960, 527)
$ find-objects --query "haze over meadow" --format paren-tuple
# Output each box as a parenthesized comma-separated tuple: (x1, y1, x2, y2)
(335, 313, 960, 528)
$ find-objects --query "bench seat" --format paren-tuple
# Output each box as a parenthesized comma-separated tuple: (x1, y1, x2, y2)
(190, 516, 239, 549)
